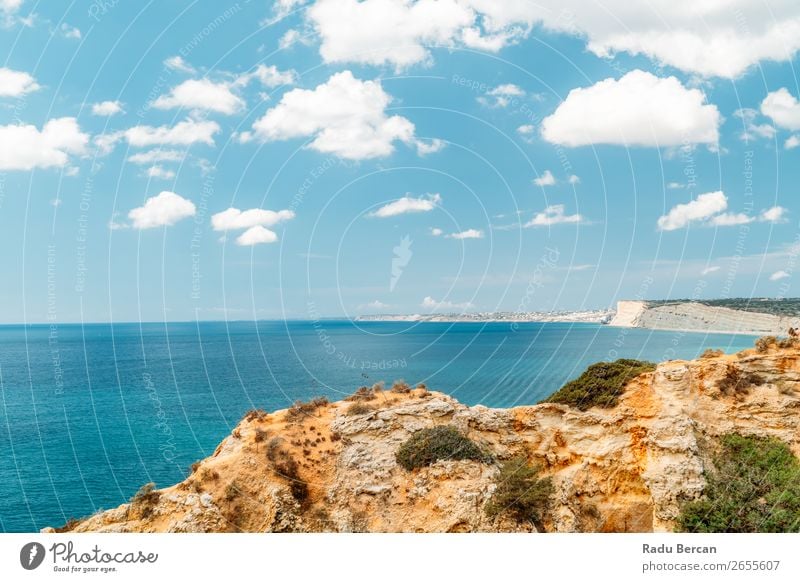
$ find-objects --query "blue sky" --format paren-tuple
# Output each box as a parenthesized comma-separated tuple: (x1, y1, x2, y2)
(1, 0, 800, 323)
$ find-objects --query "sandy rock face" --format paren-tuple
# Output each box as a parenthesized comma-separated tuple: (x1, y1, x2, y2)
(48, 347, 800, 533)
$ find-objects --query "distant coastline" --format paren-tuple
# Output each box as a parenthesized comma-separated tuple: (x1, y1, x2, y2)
(355, 309, 613, 324)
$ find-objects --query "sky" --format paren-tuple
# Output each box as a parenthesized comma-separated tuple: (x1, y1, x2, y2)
(1, 0, 800, 323)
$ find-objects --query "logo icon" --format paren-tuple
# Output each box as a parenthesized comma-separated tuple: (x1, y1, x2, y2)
(20, 542, 45, 570)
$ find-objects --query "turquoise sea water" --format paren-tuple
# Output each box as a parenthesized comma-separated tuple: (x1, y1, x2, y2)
(0, 320, 756, 532)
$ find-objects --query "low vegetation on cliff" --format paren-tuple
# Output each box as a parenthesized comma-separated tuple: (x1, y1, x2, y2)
(542, 359, 656, 411)
(485, 456, 554, 530)
(396, 425, 491, 470)
(676, 434, 800, 533)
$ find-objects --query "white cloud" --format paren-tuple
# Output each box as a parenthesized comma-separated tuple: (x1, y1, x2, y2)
(308, 0, 475, 70)
(733, 108, 775, 141)
(430, 227, 443, 236)
(708, 212, 753, 227)
(154, 79, 244, 115)
(785, 135, 800, 149)
(236, 225, 278, 246)
(658, 192, 786, 230)
(533, 170, 555, 186)
(60, 23, 81, 39)
(542, 70, 720, 147)
(0, 67, 40, 97)
(369, 193, 441, 218)
(657, 191, 728, 231)
(446, 228, 484, 239)
(761, 88, 800, 130)
(0, 117, 88, 170)
(304, 0, 800, 77)
(517, 124, 535, 135)
(128, 149, 184, 165)
(245, 71, 426, 160)
(567, 174, 580, 185)
(146, 165, 176, 180)
(233, 64, 297, 88)
(415, 138, 445, 155)
(478, 83, 524, 107)
(279, 29, 303, 49)
(211, 207, 295, 231)
(761, 206, 787, 223)
(0, 0, 22, 12)
(525, 204, 584, 227)
(91, 100, 124, 116)
(128, 191, 196, 229)
(421, 295, 474, 311)
(99, 118, 220, 152)
(164, 56, 196, 74)
(666, 182, 685, 189)
(701, 266, 720, 276)
(770, 270, 790, 281)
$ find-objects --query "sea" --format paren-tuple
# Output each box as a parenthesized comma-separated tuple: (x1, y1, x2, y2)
(0, 320, 757, 532)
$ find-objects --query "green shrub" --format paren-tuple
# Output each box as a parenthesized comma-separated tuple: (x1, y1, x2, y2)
(676, 434, 800, 532)
(396, 425, 490, 470)
(542, 359, 656, 411)
(485, 456, 554, 530)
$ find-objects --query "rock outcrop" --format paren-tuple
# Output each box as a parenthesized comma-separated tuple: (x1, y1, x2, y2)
(47, 345, 800, 533)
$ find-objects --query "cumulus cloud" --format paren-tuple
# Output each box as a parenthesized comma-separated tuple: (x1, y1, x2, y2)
(128, 149, 185, 164)
(60, 23, 81, 39)
(733, 108, 776, 141)
(303, 0, 800, 77)
(415, 138, 445, 155)
(533, 170, 555, 186)
(658, 193, 787, 230)
(236, 226, 279, 246)
(243, 71, 431, 160)
(517, 124, 535, 135)
(430, 227, 443, 236)
(128, 191, 196, 229)
(568, 174, 580, 185)
(97, 118, 220, 153)
(525, 205, 584, 227)
(211, 207, 296, 231)
(761, 88, 800, 130)
(91, 100, 124, 116)
(145, 165, 176, 180)
(446, 228, 484, 239)
(0, 67, 40, 97)
(761, 206, 787, 223)
(369, 193, 441, 218)
(232, 64, 297, 88)
(154, 79, 245, 115)
(657, 191, 728, 231)
(164, 56, 196, 74)
(421, 295, 474, 311)
(770, 270, 790, 281)
(478, 83, 524, 107)
(0, 117, 88, 170)
(542, 70, 720, 148)
(785, 135, 800, 149)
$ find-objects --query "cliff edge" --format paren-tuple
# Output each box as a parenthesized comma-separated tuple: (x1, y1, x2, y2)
(47, 344, 800, 533)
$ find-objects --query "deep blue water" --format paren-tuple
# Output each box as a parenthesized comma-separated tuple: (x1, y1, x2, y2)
(0, 320, 756, 532)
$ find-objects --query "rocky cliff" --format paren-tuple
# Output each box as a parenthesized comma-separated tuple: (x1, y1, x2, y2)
(47, 345, 800, 533)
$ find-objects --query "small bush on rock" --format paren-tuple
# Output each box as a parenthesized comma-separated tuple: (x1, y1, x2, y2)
(485, 456, 554, 530)
(542, 359, 656, 411)
(754, 336, 777, 353)
(396, 425, 491, 470)
(676, 434, 800, 532)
